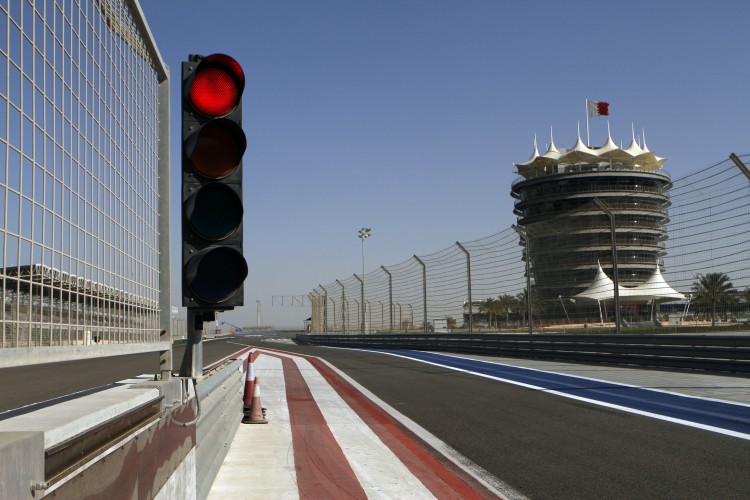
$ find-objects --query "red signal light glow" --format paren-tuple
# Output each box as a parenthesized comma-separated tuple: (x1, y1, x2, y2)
(188, 54, 245, 117)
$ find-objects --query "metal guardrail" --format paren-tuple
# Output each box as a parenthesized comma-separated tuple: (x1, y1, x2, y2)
(196, 356, 246, 500)
(295, 333, 750, 373)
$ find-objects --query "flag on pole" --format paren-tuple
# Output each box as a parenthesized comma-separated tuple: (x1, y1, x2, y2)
(587, 99, 609, 117)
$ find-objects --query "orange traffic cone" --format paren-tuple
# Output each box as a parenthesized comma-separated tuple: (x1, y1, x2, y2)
(242, 376, 268, 424)
(243, 352, 256, 410)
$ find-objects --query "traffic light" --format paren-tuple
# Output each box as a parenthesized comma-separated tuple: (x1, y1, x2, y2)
(182, 54, 248, 309)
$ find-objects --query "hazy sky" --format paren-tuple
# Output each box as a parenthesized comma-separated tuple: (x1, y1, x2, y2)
(139, 0, 749, 328)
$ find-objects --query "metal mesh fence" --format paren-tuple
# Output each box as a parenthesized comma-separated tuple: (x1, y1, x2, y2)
(310, 153, 750, 334)
(0, 0, 164, 347)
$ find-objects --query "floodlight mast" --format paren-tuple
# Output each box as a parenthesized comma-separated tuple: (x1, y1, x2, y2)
(358, 228, 371, 333)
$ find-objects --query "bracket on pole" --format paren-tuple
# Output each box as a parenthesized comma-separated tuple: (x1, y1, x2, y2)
(178, 309, 216, 378)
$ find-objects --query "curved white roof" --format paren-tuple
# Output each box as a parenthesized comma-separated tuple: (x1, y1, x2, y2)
(515, 128, 668, 175)
(521, 142, 540, 165)
(624, 266, 686, 301)
(574, 264, 685, 302)
(541, 135, 562, 160)
(573, 263, 614, 300)
(564, 136, 600, 164)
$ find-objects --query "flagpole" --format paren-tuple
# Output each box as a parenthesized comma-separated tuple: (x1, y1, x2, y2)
(585, 98, 590, 146)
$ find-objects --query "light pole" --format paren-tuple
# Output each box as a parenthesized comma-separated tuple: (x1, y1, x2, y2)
(256, 300, 261, 329)
(358, 228, 371, 333)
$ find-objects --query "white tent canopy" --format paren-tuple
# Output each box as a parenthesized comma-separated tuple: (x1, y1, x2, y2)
(573, 263, 686, 303)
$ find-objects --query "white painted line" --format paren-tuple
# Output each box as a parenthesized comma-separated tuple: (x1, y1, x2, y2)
(368, 350, 750, 442)
(435, 351, 750, 409)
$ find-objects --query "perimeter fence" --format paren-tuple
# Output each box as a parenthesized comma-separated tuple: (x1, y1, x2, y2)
(309, 153, 750, 334)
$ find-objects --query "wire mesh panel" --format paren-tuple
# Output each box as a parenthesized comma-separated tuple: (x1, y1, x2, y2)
(663, 155, 750, 325)
(0, 0, 163, 348)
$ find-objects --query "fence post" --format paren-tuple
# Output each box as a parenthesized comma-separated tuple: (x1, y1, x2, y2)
(395, 303, 402, 332)
(310, 290, 323, 333)
(330, 298, 338, 331)
(594, 199, 621, 335)
(157, 76, 172, 380)
(381, 266, 393, 332)
(353, 274, 364, 333)
(455, 242, 472, 333)
(512, 225, 533, 335)
(730, 153, 750, 181)
(353, 299, 360, 332)
(377, 301, 384, 329)
(308, 291, 316, 333)
(336, 279, 346, 333)
(366, 300, 372, 331)
(413, 255, 427, 332)
(319, 284, 328, 333)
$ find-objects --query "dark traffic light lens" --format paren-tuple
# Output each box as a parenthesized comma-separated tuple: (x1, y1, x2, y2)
(188, 54, 245, 117)
(187, 183, 243, 241)
(187, 247, 248, 303)
(187, 119, 246, 178)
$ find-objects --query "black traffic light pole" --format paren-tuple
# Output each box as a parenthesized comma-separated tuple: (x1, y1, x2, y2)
(182, 310, 202, 378)
(179, 309, 214, 378)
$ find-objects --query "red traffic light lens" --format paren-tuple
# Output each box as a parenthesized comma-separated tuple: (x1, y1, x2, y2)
(189, 54, 245, 117)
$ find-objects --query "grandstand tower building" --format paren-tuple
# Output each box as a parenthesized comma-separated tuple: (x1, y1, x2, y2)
(511, 129, 674, 317)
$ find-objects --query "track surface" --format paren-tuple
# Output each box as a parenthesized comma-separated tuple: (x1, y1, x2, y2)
(2, 337, 750, 498)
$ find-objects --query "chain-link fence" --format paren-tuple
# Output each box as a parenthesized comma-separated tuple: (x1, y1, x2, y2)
(310, 153, 750, 334)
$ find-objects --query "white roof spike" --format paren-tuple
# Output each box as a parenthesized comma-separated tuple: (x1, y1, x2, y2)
(607, 120, 611, 139)
(642, 128, 650, 152)
(544, 127, 560, 155)
(622, 123, 643, 156)
(543, 141, 560, 157)
(519, 136, 540, 165)
(563, 133, 598, 164)
(597, 132, 621, 154)
(624, 134, 645, 156)
(577, 121, 582, 140)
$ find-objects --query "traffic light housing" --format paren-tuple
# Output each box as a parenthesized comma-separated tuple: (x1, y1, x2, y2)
(182, 54, 248, 309)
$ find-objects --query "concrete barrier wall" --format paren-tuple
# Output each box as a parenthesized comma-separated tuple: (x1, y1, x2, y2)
(0, 355, 247, 499)
(0, 341, 173, 369)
